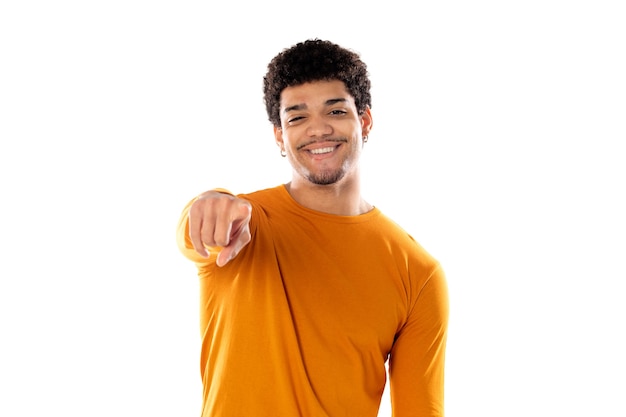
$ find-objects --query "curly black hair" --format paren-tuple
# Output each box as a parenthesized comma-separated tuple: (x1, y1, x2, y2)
(263, 39, 372, 127)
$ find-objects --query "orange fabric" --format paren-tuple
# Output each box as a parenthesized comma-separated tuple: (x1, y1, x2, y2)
(177, 185, 448, 417)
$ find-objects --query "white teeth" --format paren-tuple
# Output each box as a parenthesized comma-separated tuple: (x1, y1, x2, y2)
(310, 147, 335, 154)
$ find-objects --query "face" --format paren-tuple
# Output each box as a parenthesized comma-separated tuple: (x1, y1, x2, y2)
(274, 80, 373, 186)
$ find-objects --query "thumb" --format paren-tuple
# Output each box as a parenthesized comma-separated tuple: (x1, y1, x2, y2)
(216, 228, 250, 267)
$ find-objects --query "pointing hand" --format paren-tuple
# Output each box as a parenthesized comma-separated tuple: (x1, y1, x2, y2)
(188, 191, 252, 266)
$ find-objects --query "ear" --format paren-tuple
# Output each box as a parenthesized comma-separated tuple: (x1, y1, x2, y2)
(274, 126, 284, 151)
(360, 106, 373, 138)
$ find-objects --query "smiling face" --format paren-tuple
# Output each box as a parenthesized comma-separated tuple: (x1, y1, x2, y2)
(274, 80, 373, 187)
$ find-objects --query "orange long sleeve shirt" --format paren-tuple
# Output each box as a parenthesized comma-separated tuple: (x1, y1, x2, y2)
(177, 185, 449, 417)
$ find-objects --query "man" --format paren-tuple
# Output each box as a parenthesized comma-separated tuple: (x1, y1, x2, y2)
(177, 39, 449, 417)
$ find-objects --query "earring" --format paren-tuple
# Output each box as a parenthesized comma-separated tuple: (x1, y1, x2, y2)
(363, 136, 369, 143)
(280, 148, 287, 157)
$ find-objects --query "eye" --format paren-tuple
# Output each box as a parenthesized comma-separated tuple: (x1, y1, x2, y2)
(287, 115, 305, 124)
(329, 109, 347, 116)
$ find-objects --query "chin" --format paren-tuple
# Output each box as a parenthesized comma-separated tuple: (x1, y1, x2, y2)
(307, 171, 345, 186)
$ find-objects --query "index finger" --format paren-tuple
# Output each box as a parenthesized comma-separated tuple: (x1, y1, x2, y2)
(213, 200, 252, 247)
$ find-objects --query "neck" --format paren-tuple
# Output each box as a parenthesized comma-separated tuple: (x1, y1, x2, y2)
(285, 174, 372, 216)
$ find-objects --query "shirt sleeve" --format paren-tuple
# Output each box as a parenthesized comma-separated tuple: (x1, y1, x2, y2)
(388, 265, 449, 417)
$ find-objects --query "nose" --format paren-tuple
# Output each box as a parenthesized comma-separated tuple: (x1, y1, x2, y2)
(305, 115, 333, 137)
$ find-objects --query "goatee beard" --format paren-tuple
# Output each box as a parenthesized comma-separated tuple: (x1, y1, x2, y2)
(307, 169, 345, 185)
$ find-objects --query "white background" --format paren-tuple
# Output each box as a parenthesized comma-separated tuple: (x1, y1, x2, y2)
(1, 1, 625, 416)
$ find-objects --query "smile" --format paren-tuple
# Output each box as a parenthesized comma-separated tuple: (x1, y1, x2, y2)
(309, 147, 336, 155)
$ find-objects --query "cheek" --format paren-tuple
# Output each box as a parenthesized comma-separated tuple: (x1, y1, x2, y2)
(279, 129, 300, 147)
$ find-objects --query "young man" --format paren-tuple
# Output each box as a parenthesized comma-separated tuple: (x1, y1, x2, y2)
(177, 39, 449, 417)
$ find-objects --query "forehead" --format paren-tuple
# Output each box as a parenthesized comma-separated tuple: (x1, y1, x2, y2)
(280, 80, 354, 110)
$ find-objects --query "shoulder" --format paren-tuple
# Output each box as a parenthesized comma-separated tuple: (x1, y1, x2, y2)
(371, 211, 443, 285)
(376, 212, 438, 262)
(239, 185, 288, 207)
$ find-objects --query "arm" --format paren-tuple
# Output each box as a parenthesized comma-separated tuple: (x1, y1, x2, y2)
(388, 266, 449, 417)
(176, 190, 252, 267)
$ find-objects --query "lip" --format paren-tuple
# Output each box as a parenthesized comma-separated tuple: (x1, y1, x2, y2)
(299, 139, 346, 150)
(301, 142, 342, 159)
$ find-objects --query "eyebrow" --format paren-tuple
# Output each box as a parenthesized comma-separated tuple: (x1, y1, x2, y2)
(282, 98, 348, 115)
